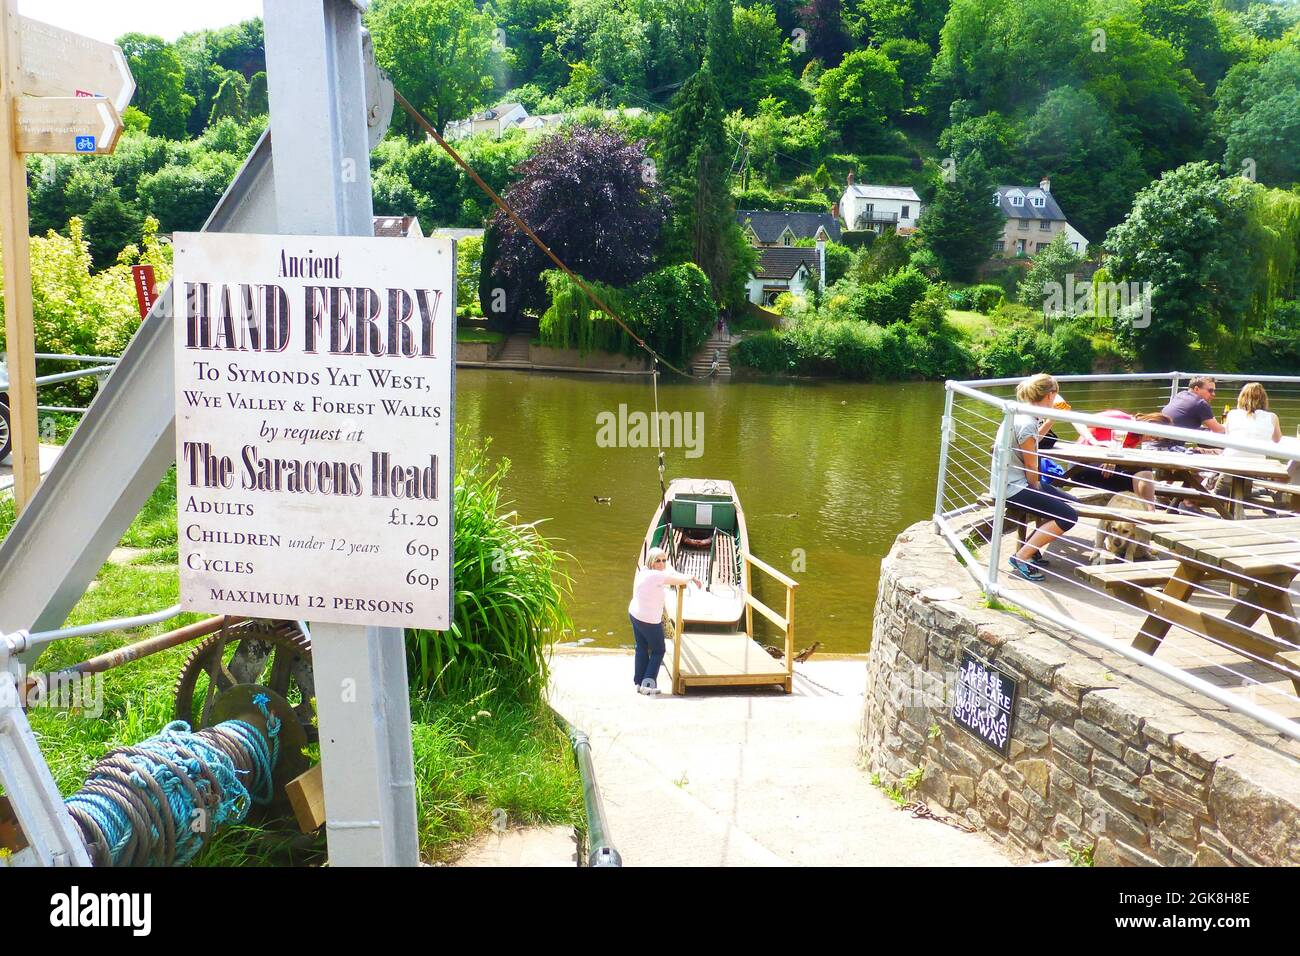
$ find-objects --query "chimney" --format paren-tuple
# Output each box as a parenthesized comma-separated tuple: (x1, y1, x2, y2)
(831, 201, 839, 220)
(1040, 176, 1051, 193)
(846, 171, 854, 187)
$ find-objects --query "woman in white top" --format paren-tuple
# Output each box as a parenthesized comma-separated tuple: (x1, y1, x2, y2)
(628, 547, 702, 695)
(1213, 382, 1282, 500)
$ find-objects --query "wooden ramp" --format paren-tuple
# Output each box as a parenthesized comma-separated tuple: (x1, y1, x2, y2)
(668, 553, 799, 695)
(671, 633, 791, 694)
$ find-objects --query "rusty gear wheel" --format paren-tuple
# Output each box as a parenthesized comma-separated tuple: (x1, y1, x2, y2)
(174, 619, 317, 744)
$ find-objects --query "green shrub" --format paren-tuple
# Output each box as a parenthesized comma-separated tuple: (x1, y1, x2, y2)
(948, 284, 1005, 313)
(734, 330, 796, 373)
(1246, 328, 1300, 373)
(731, 189, 831, 213)
(849, 266, 931, 325)
(733, 317, 975, 380)
(839, 230, 877, 249)
(407, 431, 572, 695)
(974, 317, 1095, 377)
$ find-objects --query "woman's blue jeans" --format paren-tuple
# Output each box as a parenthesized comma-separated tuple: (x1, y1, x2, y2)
(629, 614, 666, 689)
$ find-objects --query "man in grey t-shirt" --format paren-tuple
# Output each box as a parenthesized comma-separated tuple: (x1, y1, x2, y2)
(1158, 377, 1224, 447)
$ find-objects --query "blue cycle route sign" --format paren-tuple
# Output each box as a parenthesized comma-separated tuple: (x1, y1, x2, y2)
(74, 135, 96, 153)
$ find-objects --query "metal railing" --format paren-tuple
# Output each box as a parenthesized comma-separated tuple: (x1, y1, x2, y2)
(936, 372, 1300, 743)
(551, 709, 621, 866)
(13, 353, 120, 418)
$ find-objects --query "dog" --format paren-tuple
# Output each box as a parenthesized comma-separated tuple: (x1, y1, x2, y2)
(1091, 494, 1155, 565)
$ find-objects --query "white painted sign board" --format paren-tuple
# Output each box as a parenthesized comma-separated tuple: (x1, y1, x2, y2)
(17, 15, 136, 113)
(172, 233, 455, 629)
(15, 96, 123, 155)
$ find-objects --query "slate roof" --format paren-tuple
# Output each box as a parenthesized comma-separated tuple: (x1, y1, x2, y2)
(845, 184, 921, 203)
(755, 246, 820, 281)
(994, 185, 1068, 222)
(737, 210, 841, 244)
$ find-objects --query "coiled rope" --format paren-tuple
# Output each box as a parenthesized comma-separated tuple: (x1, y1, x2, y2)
(64, 694, 282, 867)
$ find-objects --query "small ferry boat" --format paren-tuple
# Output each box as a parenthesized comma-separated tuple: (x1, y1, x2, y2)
(640, 478, 749, 628)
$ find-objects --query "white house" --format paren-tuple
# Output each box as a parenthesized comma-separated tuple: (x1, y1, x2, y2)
(991, 179, 1090, 258)
(838, 175, 922, 234)
(745, 247, 822, 305)
(445, 105, 647, 141)
(443, 103, 528, 140)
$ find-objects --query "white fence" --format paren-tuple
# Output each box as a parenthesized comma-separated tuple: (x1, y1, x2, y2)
(935, 372, 1300, 743)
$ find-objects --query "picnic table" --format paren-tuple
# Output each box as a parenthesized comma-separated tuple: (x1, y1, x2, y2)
(1047, 441, 1291, 519)
(1075, 516, 1300, 693)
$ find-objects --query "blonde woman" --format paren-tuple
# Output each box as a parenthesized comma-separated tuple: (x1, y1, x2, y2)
(1212, 382, 1282, 498)
(628, 547, 702, 695)
(992, 373, 1080, 582)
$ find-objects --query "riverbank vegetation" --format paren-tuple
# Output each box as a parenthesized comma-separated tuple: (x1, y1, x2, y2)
(10, 5, 1300, 386)
(0, 432, 582, 865)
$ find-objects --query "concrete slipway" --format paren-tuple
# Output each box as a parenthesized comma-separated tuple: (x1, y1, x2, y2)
(541, 648, 1021, 867)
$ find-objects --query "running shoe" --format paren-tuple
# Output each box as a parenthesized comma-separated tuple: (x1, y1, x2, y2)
(1008, 556, 1045, 581)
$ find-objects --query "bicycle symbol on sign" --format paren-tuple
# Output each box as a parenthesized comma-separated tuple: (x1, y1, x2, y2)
(74, 136, 96, 153)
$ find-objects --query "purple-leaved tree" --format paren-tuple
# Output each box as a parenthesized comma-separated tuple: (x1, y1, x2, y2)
(484, 124, 669, 320)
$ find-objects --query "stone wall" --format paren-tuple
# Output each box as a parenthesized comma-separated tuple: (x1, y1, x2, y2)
(528, 344, 649, 372)
(456, 341, 501, 363)
(862, 521, 1300, 866)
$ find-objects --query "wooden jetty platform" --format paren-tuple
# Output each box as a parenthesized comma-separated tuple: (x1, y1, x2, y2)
(669, 552, 798, 694)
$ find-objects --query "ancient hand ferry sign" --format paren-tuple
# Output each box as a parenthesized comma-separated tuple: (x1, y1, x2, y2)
(171, 232, 456, 629)
(951, 652, 1018, 756)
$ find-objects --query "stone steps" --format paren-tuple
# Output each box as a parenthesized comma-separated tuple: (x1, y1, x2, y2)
(691, 333, 735, 378)
(494, 334, 532, 365)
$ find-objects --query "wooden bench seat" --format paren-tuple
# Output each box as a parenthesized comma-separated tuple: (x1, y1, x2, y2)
(1074, 561, 1300, 690)
(1251, 478, 1300, 512)
(1074, 559, 1184, 594)
(962, 497, 1203, 550)
(1133, 588, 1300, 691)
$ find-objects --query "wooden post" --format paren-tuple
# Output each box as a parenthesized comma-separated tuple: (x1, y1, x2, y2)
(0, 0, 39, 511)
(672, 583, 684, 695)
(784, 581, 795, 693)
(743, 555, 753, 638)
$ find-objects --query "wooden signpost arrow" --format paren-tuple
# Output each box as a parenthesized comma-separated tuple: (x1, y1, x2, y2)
(0, 2, 131, 511)
(17, 15, 135, 112)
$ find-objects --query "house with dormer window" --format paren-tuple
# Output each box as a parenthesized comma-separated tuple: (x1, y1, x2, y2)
(736, 210, 842, 247)
(736, 210, 841, 304)
(991, 178, 1089, 258)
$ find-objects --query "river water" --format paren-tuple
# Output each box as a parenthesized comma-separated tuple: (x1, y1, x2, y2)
(456, 368, 948, 654)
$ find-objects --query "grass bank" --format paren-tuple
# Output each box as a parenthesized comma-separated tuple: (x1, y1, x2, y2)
(1, 455, 582, 865)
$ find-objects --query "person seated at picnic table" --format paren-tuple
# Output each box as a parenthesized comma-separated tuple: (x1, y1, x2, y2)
(1153, 377, 1229, 511)
(1211, 382, 1283, 504)
(1156, 376, 1225, 449)
(995, 373, 1080, 582)
(1071, 409, 1161, 504)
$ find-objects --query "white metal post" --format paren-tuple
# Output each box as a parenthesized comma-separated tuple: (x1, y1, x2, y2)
(1169, 371, 1181, 404)
(984, 403, 1016, 597)
(263, 0, 419, 867)
(933, 384, 955, 521)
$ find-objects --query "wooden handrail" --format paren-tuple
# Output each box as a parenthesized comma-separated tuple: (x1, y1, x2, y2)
(743, 592, 787, 630)
(744, 552, 796, 685)
(746, 552, 799, 590)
